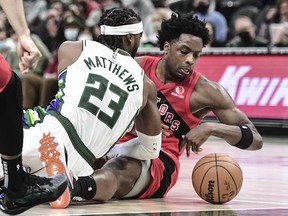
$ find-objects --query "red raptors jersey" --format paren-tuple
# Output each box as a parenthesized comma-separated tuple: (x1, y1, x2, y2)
(137, 56, 203, 199)
(141, 56, 202, 157)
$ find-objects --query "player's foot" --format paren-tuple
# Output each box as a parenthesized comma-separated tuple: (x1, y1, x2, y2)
(49, 169, 75, 209)
(38, 136, 73, 209)
(0, 172, 67, 215)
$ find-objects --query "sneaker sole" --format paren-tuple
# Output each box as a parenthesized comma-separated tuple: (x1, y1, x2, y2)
(38, 133, 71, 209)
(0, 174, 67, 215)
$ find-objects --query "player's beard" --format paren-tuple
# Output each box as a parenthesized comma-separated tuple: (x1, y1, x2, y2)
(131, 43, 139, 58)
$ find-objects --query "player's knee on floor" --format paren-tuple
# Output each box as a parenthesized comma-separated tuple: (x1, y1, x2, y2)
(104, 157, 142, 197)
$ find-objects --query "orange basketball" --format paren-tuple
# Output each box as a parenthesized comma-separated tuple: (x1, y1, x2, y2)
(192, 153, 243, 204)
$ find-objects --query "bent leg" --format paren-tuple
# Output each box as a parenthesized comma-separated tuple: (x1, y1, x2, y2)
(90, 157, 142, 201)
(0, 71, 23, 157)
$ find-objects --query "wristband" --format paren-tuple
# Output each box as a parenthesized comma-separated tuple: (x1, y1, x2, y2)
(234, 124, 253, 149)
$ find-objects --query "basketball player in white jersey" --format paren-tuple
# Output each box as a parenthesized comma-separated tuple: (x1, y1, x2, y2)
(0, 7, 162, 209)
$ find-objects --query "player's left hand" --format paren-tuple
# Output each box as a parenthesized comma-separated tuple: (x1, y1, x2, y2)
(179, 124, 211, 157)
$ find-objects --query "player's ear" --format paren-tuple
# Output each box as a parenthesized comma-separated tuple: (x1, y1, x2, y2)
(127, 33, 133, 42)
(163, 41, 170, 54)
(122, 34, 134, 53)
(123, 33, 133, 47)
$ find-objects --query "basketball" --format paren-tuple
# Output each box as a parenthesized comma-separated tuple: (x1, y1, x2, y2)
(192, 153, 243, 204)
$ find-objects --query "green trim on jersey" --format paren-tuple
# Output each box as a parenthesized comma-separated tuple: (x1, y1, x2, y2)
(48, 109, 97, 168)
(115, 48, 130, 56)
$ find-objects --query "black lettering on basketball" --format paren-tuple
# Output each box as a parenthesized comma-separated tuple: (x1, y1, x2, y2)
(205, 180, 215, 202)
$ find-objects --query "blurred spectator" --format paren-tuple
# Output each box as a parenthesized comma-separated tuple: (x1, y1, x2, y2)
(99, 0, 123, 9)
(147, 3, 173, 47)
(73, 0, 103, 27)
(78, 26, 94, 40)
(0, 28, 17, 72)
(216, 0, 263, 22)
(193, 0, 228, 46)
(38, 8, 66, 53)
(152, 7, 172, 30)
(0, 9, 8, 30)
(205, 21, 216, 47)
(152, 0, 169, 8)
(257, 0, 288, 46)
(23, 0, 48, 26)
(122, 0, 157, 45)
(270, 0, 288, 46)
(228, 4, 259, 39)
(168, 0, 193, 14)
(63, 15, 85, 40)
(49, 0, 67, 16)
(225, 15, 270, 47)
(63, 2, 82, 19)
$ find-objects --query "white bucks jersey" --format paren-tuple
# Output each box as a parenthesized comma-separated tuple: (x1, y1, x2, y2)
(52, 40, 144, 158)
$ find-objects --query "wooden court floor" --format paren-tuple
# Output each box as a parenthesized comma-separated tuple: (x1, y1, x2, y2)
(12, 133, 288, 216)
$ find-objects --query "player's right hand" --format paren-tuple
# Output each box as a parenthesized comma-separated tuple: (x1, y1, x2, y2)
(17, 34, 42, 74)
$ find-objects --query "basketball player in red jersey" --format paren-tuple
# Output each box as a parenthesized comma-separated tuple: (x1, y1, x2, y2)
(70, 12, 263, 202)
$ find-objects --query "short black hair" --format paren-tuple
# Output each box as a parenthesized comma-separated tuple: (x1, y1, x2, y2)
(157, 12, 210, 50)
(97, 8, 142, 51)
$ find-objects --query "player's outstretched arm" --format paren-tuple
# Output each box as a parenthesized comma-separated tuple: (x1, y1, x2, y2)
(0, 0, 41, 73)
(180, 78, 263, 156)
(206, 81, 263, 150)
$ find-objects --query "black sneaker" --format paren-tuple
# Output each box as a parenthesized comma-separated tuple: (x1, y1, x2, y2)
(0, 173, 67, 215)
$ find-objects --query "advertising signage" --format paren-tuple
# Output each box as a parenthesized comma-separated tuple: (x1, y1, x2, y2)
(194, 55, 288, 120)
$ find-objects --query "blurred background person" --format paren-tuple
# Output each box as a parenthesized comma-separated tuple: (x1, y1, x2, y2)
(62, 14, 85, 40)
(38, 7, 66, 53)
(148, 1, 173, 47)
(23, 0, 48, 33)
(257, 0, 288, 46)
(0, 28, 17, 72)
(73, 0, 103, 28)
(205, 21, 216, 47)
(122, 0, 157, 45)
(193, 0, 228, 46)
(226, 15, 270, 47)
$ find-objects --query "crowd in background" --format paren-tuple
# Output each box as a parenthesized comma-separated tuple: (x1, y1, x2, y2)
(169, 0, 288, 48)
(0, 0, 287, 109)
